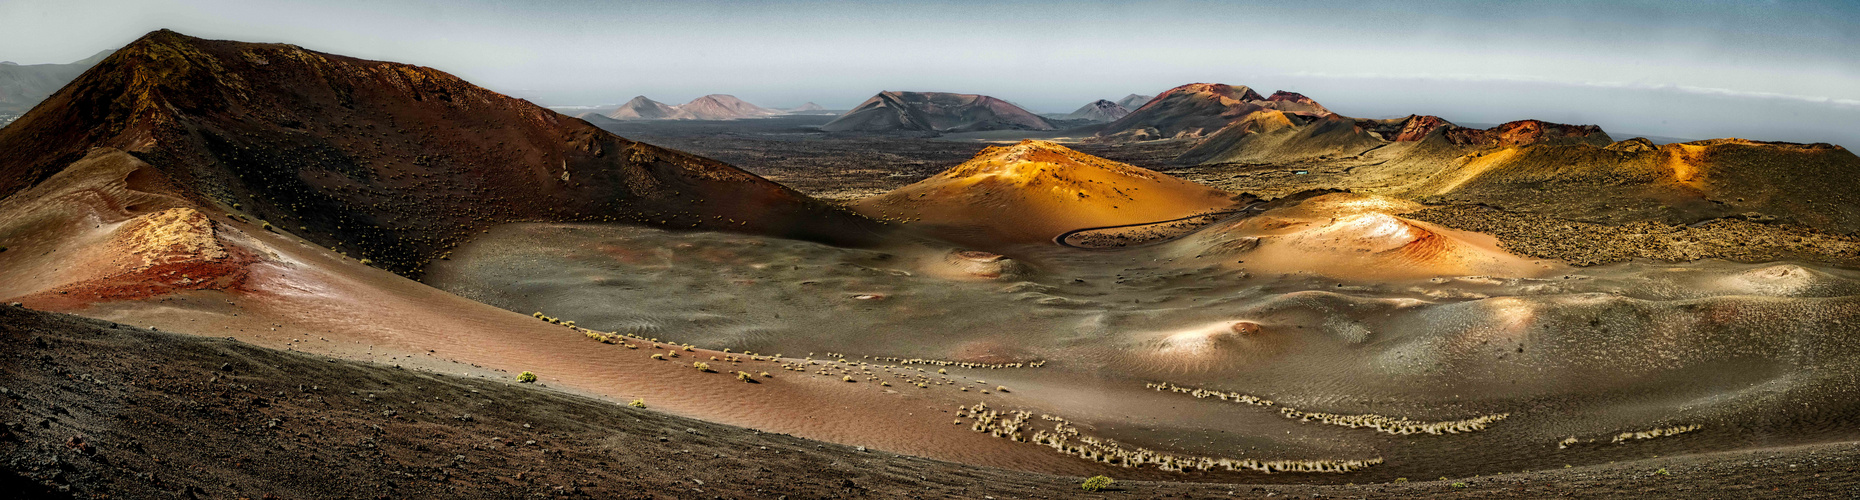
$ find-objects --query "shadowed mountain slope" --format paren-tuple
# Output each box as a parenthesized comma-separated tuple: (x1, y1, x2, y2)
(0, 30, 881, 277)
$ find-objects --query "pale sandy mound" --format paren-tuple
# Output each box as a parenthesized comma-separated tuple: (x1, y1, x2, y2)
(1166, 192, 1552, 280)
(853, 140, 1239, 245)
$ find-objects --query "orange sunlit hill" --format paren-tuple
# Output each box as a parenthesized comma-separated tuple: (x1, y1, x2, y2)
(4, 3, 1860, 497)
(854, 140, 1243, 245)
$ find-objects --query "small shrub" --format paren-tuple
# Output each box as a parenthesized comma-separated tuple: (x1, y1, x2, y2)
(995, 385, 1009, 393)
(759, 372, 772, 378)
(693, 362, 712, 372)
(651, 353, 664, 360)
(842, 375, 855, 383)
(736, 371, 756, 383)
(629, 399, 646, 408)
(516, 371, 537, 383)
(1081, 475, 1114, 492)
(1451, 482, 1468, 488)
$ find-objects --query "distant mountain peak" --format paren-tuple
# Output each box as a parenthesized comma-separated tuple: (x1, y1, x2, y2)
(609, 96, 678, 120)
(1062, 99, 1131, 122)
(1115, 94, 1154, 109)
(822, 91, 1053, 133)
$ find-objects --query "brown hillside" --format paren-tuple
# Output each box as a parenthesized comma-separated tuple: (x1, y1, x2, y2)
(0, 30, 879, 276)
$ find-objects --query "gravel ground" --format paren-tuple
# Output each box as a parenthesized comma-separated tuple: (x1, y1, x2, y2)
(5, 304, 1858, 499)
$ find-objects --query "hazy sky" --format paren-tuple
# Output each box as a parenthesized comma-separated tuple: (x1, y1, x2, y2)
(3, 0, 1858, 145)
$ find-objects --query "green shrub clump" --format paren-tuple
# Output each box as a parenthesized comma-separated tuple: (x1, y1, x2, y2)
(629, 399, 646, 408)
(516, 371, 537, 383)
(1081, 475, 1114, 492)
(693, 361, 712, 372)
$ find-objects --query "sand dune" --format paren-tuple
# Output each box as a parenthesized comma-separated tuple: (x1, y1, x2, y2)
(853, 140, 1239, 245)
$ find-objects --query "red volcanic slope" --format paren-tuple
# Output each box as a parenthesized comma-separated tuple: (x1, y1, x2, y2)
(1385, 115, 1455, 142)
(0, 30, 881, 276)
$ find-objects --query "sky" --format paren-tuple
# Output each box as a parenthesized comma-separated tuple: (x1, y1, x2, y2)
(3, 0, 1858, 145)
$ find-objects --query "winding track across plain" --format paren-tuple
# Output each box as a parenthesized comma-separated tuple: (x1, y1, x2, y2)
(1053, 202, 1263, 250)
